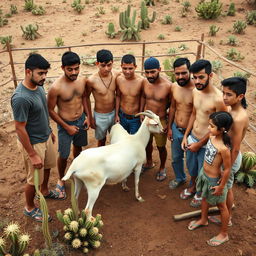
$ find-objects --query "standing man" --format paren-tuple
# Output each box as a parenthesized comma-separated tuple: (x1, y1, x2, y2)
(47, 51, 89, 199)
(11, 54, 58, 222)
(141, 57, 172, 181)
(180, 59, 226, 207)
(86, 49, 119, 146)
(115, 54, 146, 134)
(167, 58, 194, 189)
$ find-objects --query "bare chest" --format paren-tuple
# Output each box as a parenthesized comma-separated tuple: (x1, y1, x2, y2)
(145, 86, 169, 102)
(59, 84, 84, 102)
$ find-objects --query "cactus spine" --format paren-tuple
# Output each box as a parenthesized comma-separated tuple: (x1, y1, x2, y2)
(140, 1, 156, 30)
(119, 5, 141, 41)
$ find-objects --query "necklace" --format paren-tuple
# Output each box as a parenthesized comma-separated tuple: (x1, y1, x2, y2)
(98, 72, 113, 89)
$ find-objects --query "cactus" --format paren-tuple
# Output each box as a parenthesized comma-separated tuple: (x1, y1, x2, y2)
(119, 5, 141, 41)
(71, 0, 85, 13)
(0, 222, 40, 256)
(0, 16, 8, 27)
(10, 4, 18, 14)
(144, 0, 155, 6)
(140, 1, 156, 30)
(227, 35, 238, 46)
(226, 48, 244, 62)
(209, 24, 219, 36)
(227, 2, 236, 16)
(0, 36, 12, 49)
(21, 24, 41, 40)
(195, 0, 222, 20)
(233, 20, 247, 34)
(24, 0, 35, 11)
(233, 71, 251, 80)
(236, 152, 256, 187)
(55, 37, 64, 47)
(32, 5, 45, 15)
(105, 23, 118, 38)
(163, 57, 178, 82)
(161, 15, 172, 24)
(211, 60, 223, 74)
(246, 10, 256, 25)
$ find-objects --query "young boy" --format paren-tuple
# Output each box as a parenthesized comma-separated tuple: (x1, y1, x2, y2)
(208, 77, 249, 226)
(188, 111, 233, 246)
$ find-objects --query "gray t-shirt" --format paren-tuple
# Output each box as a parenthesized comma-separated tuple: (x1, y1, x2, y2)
(11, 83, 51, 144)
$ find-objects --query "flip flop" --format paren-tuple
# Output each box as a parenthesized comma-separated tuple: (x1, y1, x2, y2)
(190, 194, 202, 208)
(55, 184, 67, 200)
(188, 220, 208, 231)
(44, 190, 65, 200)
(208, 216, 233, 227)
(180, 188, 195, 200)
(207, 236, 229, 246)
(141, 163, 156, 172)
(24, 207, 52, 222)
(156, 168, 167, 182)
(169, 179, 186, 190)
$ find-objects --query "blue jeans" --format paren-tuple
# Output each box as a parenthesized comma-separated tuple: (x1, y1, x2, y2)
(119, 110, 141, 134)
(186, 133, 206, 178)
(171, 123, 186, 182)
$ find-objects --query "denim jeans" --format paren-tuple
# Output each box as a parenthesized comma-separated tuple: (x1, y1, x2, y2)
(186, 133, 206, 178)
(119, 110, 141, 134)
(171, 122, 186, 182)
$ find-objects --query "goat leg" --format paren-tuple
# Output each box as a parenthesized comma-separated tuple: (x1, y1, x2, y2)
(121, 178, 130, 192)
(134, 166, 144, 202)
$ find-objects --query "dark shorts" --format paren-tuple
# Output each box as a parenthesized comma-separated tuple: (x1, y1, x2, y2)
(119, 109, 141, 134)
(58, 113, 88, 159)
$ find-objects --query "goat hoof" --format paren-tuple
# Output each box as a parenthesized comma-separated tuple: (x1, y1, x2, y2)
(122, 186, 130, 192)
(137, 197, 145, 202)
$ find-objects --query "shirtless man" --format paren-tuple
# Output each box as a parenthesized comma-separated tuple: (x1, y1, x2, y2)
(167, 58, 194, 189)
(115, 54, 146, 134)
(47, 51, 89, 198)
(86, 49, 119, 146)
(141, 57, 172, 181)
(180, 59, 226, 207)
(209, 77, 249, 226)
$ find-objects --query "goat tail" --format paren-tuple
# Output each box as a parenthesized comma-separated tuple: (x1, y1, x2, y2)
(62, 161, 76, 181)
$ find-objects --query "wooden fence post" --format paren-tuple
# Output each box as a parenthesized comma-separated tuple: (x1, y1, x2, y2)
(7, 42, 17, 88)
(141, 41, 146, 75)
(196, 33, 204, 60)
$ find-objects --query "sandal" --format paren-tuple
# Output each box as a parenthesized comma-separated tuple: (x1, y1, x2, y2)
(188, 220, 208, 231)
(169, 179, 186, 190)
(190, 194, 202, 208)
(24, 207, 52, 222)
(180, 188, 195, 200)
(208, 215, 233, 227)
(156, 168, 167, 182)
(55, 184, 67, 200)
(207, 236, 229, 246)
(141, 163, 156, 173)
(36, 189, 65, 200)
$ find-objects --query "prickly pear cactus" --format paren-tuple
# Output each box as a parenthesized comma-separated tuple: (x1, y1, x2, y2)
(56, 208, 103, 253)
(236, 152, 256, 187)
(21, 24, 41, 40)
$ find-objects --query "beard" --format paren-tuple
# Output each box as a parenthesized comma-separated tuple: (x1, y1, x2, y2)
(147, 73, 159, 84)
(177, 78, 190, 87)
(195, 77, 209, 91)
(31, 77, 45, 86)
(65, 73, 78, 81)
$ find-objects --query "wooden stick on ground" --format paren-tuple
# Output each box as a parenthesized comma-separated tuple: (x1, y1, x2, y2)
(173, 206, 219, 221)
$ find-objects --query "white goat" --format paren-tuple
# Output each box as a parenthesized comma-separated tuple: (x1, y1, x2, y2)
(62, 110, 164, 217)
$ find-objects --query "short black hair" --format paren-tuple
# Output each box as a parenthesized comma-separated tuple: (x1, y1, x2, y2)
(222, 76, 247, 109)
(189, 59, 212, 74)
(121, 54, 136, 65)
(61, 51, 80, 66)
(25, 53, 50, 70)
(96, 49, 113, 63)
(173, 58, 190, 69)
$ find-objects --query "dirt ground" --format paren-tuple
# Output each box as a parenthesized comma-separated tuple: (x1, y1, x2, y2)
(0, 0, 256, 255)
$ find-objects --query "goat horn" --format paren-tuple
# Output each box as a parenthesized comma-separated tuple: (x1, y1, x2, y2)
(144, 110, 155, 115)
(135, 111, 154, 119)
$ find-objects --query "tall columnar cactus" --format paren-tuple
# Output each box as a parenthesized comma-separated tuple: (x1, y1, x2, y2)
(119, 5, 141, 41)
(140, 1, 156, 30)
(105, 23, 118, 38)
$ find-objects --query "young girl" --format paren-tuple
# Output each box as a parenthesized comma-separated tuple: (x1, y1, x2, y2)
(187, 111, 233, 246)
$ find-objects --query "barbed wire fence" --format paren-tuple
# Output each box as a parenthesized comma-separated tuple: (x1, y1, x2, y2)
(0, 34, 255, 151)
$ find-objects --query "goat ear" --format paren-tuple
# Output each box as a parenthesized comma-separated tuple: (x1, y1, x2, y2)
(149, 119, 158, 125)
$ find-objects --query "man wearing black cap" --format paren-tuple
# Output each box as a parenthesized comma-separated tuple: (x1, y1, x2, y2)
(47, 51, 90, 199)
(141, 57, 172, 181)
